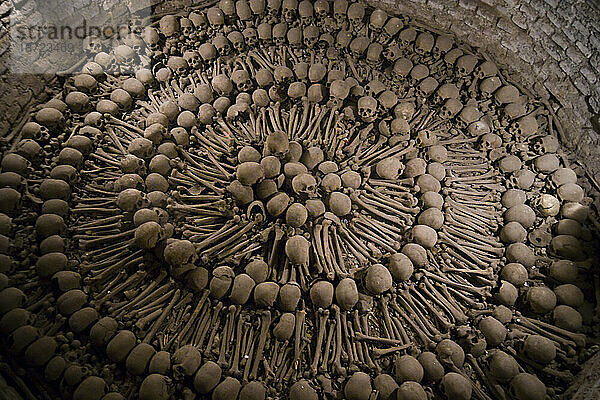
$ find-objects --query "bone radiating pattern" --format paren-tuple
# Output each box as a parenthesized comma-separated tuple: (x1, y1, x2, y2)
(0, 1, 598, 400)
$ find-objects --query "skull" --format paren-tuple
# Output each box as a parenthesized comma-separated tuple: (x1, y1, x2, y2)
(479, 76, 502, 99)
(336, 30, 353, 49)
(231, 69, 253, 92)
(227, 30, 246, 53)
(189, 12, 208, 30)
(303, 26, 319, 49)
(382, 44, 401, 62)
(434, 83, 459, 104)
(84, 35, 104, 54)
(314, 0, 329, 20)
(171, 345, 202, 381)
(347, 3, 365, 31)
(207, 7, 225, 26)
(242, 27, 258, 47)
(415, 32, 434, 56)
(409, 64, 429, 85)
(292, 173, 317, 197)
(501, 102, 527, 126)
(127, 137, 155, 160)
(21, 122, 49, 141)
(257, 22, 272, 45)
(164, 240, 198, 277)
(416, 130, 437, 147)
(534, 194, 561, 217)
(433, 34, 454, 59)
(120, 155, 147, 176)
(479, 133, 502, 152)
(117, 189, 149, 212)
(349, 36, 370, 58)
(494, 85, 520, 105)
(298, 0, 314, 25)
(358, 96, 378, 122)
(236, 0, 253, 22)
(474, 60, 498, 79)
(333, 0, 348, 27)
(273, 65, 294, 87)
(366, 42, 383, 65)
(380, 17, 403, 42)
(167, 56, 188, 76)
(393, 57, 413, 79)
(179, 17, 194, 37)
(159, 15, 180, 37)
(273, 22, 288, 46)
(123, 33, 146, 55)
(398, 27, 417, 48)
(142, 27, 161, 52)
(114, 45, 136, 67)
(199, 43, 218, 62)
(287, 27, 302, 48)
(364, 79, 385, 97)
(183, 50, 201, 69)
(455, 54, 478, 77)
(282, 0, 298, 24)
(250, 0, 266, 15)
(212, 34, 231, 56)
(416, 77, 439, 99)
(532, 135, 559, 155)
(444, 48, 463, 67)
(456, 106, 482, 129)
(329, 79, 350, 108)
(266, 0, 281, 21)
(369, 9, 387, 32)
(439, 98, 463, 120)
(509, 115, 538, 139)
(212, 74, 234, 96)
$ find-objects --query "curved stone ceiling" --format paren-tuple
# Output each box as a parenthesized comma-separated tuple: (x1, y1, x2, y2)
(0, 1, 599, 400)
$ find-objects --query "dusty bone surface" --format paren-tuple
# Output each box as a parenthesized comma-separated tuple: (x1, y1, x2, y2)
(0, 1, 599, 399)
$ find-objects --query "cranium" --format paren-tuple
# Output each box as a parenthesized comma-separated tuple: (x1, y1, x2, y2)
(393, 57, 413, 79)
(494, 85, 520, 105)
(364, 79, 385, 97)
(333, 0, 348, 27)
(227, 30, 245, 52)
(242, 27, 258, 47)
(236, 0, 253, 22)
(117, 189, 149, 212)
(303, 26, 319, 49)
(532, 135, 559, 155)
(456, 106, 481, 128)
(231, 69, 253, 92)
(433, 34, 454, 59)
(329, 79, 350, 108)
(416, 77, 439, 99)
(444, 48, 463, 67)
(266, 0, 281, 22)
(382, 44, 401, 62)
(347, 3, 365, 32)
(369, 9, 387, 32)
(509, 114, 538, 139)
(479, 133, 502, 151)
(273, 23, 291, 48)
(439, 98, 463, 120)
(84, 35, 104, 54)
(21, 122, 49, 141)
(250, 0, 266, 15)
(380, 17, 403, 42)
(199, 43, 218, 62)
(179, 17, 194, 37)
(212, 34, 231, 56)
(183, 50, 201, 69)
(113, 45, 136, 67)
(287, 27, 302, 48)
(415, 32, 434, 56)
(409, 64, 430, 85)
(167, 56, 188, 76)
(212, 74, 234, 96)
(257, 22, 272, 45)
(273, 65, 294, 87)
(358, 96, 378, 122)
(398, 27, 417, 48)
(314, 0, 329, 20)
(159, 15, 180, 37)
(282, 0, 298, 24)
(434, 83, 459, 104)
(366, 42, 383, 65)
(171, 345, 201, 381)
(142, 27, 161, 52)
(292, 173, 317, 197)
(298, 0, 314, 25)
(207, 6, 225, 26)
(479, 76, 502, 99)
(455, 54, 478, 76)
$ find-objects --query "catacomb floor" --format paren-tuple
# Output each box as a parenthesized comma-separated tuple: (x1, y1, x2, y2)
(1, 1, 599, 399)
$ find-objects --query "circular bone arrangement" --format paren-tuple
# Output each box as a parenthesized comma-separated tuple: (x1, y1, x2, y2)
(1, 0, 599, 399)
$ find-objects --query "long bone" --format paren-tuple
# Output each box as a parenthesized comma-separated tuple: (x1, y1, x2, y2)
(249, 310, 271, 380)
(310, 308, 329, 376)
(229, 319, 249, 377)
(143, 289, 181, 345)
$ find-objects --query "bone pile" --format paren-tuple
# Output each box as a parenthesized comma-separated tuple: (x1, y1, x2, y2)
(0, 0, 599, 399)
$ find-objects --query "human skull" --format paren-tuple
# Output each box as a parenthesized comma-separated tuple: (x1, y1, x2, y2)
(159, 15, 180, 37)
(532, 135, 559, 155)
(415, 32, 434, 56)
(273, 22, 288, 46)
(479, 76, 502, 99)
(479, 133, 502, 152)
(227, 30, 246, 53)
(398, 27, 417, 48)
(380, 17, 403, 42)
(457, 106, 482, 129)
(183, 50, 201, 69)
(231, 69, 253, 92)
(382, 44, 401, 62)
(236, 0, 253, 22)
(455, 54, 478, 77)
(84, 35, 104, 54)
(509, 115, 538, 139)
(303, 26, 319, 49)
(282, 0, 298, 24)
(167, 56, 188, 76)
(257, 22, 272, 45)
(298, 1, 314, 25)
(292, 173, 317, 197)
(432, 34, 454, 59)
(117, 189, 149, 212)
(439, 98, 463, 120)
(358, 96, 378, 122)
(333, 0, 348, 27)
(212, 34, 231, 56)
(171, 345, 202, 381)
(114, 45, 136, 67)
(416, 77, 439, 99)
(347, 3, 365, 32)
(242, 27, 258, 47)
(369, 9, 387, 32)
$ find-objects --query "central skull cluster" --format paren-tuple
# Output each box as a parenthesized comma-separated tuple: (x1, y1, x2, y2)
(226, 130, 360, 227)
